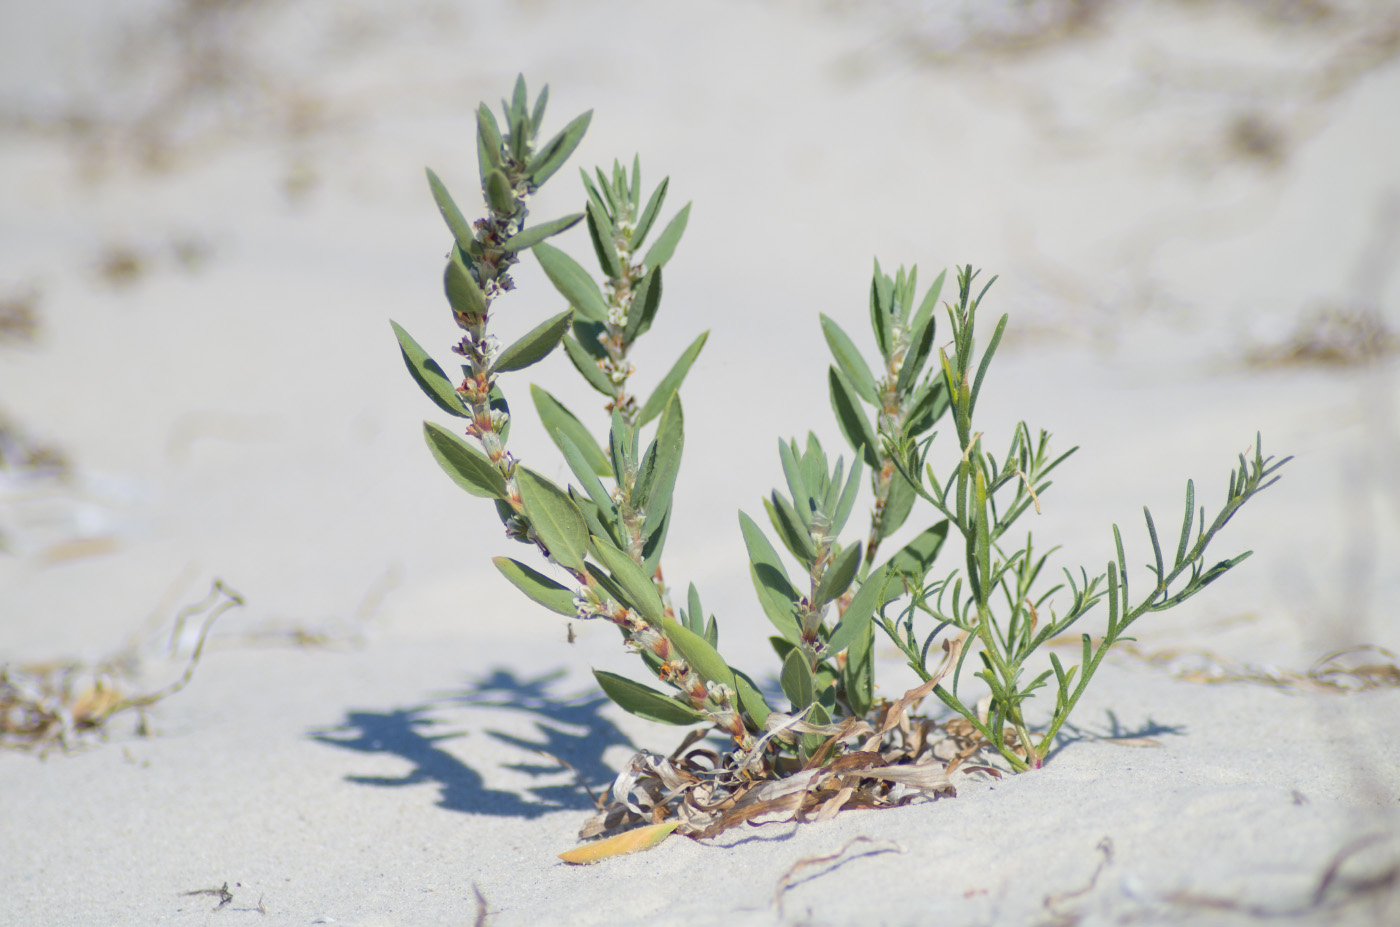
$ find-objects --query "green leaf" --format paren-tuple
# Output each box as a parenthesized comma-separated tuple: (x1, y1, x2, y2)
(896, 308, 938, 394)
(445, 250, 487, 322)
(516, 467, 589, 571)
(801, 703, 831, 759)
(829, 367, 880, 467)
(485, 168, 516, 215)
(684, 583, 705, 636)
(905, 379, 950, 437)
(886, 520, 949, 585)
(425, 168, 474, 253)
(609, 407, 632, 483)
(842, 620, 875, 717)
(640, 503, 669, 577)
(476, 104, 504, 180)
(870, 263, 894, 361)
(637, 397, 684, 539)
(594, 670, 705, 725)
(533, 243, 609, 322)
(637, 331, 708, 427)
(423, 422, 507, 499)
(390, 321, 467, 418)
(660, 616, 735, 689)
(739, 511, 803, 642)
(561, 334, 615, 397)
(501, 212, 585, 252)
(778, 439, 812, 523)
(589, 534, 664, 624)
(530, 385, 611, 476)
(910, 269, 946, 341)
(831, 456, 864, 536)
(528, 110, 592, 188)
(814, 542, 861, 607)
(819, 315, 879, 404)
(625, 265, 662, 342)
(493, 557, 576, 616)
(553, 431, 616, 519)
(487, 383, 511, 443)
(826, 564, 889, 655)
(733, 670, 771, 728)
(529, 82, 549, 134)
(586, 200, 625, 279)
(641, 202, 691, 269)
(764, 494, 815, 566)
(630, 178, 669, 250)
(493, 309, 573, 373)
(877, 468, 918, 536)
(780, 649, 815, 711)
(573, 490, 623, 552)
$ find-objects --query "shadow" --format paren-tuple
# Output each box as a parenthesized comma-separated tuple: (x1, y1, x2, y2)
(1042, 709, 1186, 763)
(309, 668, 633, 818)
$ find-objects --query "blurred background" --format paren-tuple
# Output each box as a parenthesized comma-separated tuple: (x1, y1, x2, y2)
(2, 0, 1398, 679)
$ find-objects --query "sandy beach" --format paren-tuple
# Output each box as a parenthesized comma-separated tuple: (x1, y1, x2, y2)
(3, 2, 1400, 924)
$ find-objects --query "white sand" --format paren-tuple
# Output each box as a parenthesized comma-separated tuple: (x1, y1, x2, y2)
(3, 2, 1400, 924)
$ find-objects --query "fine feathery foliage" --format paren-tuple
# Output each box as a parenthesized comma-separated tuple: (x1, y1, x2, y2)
(391, 76, 1291, 854)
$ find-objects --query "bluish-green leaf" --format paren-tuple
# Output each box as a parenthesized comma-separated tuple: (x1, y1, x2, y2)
(820, 314, 879, 405)
(780, 649, 815, 712)
(516, 467, 589, 571)
(877, 469, 918, 537)
(625, 265, 662, 342)
(425, 168, 474, 254)
(501, 212, 585, 252)
(493, 557, 575, 616)
(391, 321, 467, 418)
(586, 200, 624, 279)
(445, 251, 487, 322)
(561, 335, 615, 397)
(764, 493, 815, 567)
(631, 178, 668, 251)
(589, 534, 664, 625)
(528, 110, 592, 188)
(660, 616, 735, 689)
(594, 670, 705, 725)
(831, 456, 864, 536)
(530, 385, 611, 476)
(533, 243, 609, 322)
(476, 104, 504, 181)
(842, 620, 875, 717)
(739, 511, 802, 642)
(829, 367, 880, 467)
(814, 542, 862, 608)
(641, 202, 691, 270)
(493, 309, 573, 373)
(896, 309, 938, 394)
(733, 670, 770, 728)
(638, 331, 708, 427)
(778, 439, 812, 523)
(886, 520, 950, 585)
(485, 168, 516, 216)
(423, 422, 506, 499)
(554, 431, 616, 520)
(826, 564, 889, 655)
(637, 396, 684, 538)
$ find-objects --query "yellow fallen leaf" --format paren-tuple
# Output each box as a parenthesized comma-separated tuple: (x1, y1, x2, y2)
(558, 821, 679, 865)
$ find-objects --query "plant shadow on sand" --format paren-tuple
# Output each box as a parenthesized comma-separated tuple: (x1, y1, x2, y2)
(309, 668, 631, 819)
(1040, 709, 1186, 764)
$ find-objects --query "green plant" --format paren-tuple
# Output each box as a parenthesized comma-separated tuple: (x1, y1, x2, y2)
(392, 76, 1290, 852)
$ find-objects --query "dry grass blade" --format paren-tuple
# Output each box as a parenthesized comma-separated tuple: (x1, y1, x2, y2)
(1117, 642, 1400, 693)
(559, 821, 679, 864)
(0, 579, 243, 752)
(773, 836, 903, 916)
(1044, 837, 1114, 913)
